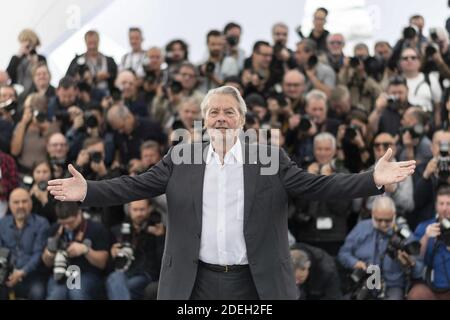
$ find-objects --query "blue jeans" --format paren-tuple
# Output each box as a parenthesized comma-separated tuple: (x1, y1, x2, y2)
(106, 271, 151, 300)
(46, 272, 103, 300)
(0, 274, 46, 300)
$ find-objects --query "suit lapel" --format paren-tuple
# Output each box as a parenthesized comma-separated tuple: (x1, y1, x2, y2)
(243, 143, 259, 227)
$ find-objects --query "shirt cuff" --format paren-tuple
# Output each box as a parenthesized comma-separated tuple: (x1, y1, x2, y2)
(376, 184, 383, 190)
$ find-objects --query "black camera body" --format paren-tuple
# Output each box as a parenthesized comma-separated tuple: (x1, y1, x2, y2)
(54, 110, 71, 124)
(226, 36, 239, 47)
(386, 217, 420, 260)
(298, 115, 312, 132)
(89, 151, 103, 164)
(400, 124, 424, 140)
(349, 268, 378, 300)
(344, 124, 360, 142)
(307, 55, 318, 69)
(47, 236, 70, 283)
(33, 109, 47, 123)
(438, 141, 450, 182)
(0, 99, 18, 114)
(0, 247, 13, 287)
(114, 223, 135, 272)
(205, 61, 216, 75)
(84, 111, 98, 129)
(438, 218, 450, 246)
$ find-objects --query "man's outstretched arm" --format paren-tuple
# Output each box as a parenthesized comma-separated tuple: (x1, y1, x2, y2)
(48, 149, 173, 206)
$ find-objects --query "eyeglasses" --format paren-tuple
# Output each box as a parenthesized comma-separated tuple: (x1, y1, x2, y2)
(256, 52, 273, 58)
(274, 32, 287, 37)
(373, 142, 393, 149)
(401, 55, 418, 61)
(49, 143, 67, 147)
(373, 217, 394, 224)
(179, 73, 196, 79)
(329, 41, 343, 45)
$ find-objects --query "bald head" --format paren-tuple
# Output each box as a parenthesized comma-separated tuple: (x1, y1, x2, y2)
(282, 70, 305, 100)
(107, 104, 133, 134)
(372, 196, 396, 233)
(47, 132, 68, 159)
(115, 70, 137, 99)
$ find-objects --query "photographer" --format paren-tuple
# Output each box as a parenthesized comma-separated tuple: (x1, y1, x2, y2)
(241, 41, 276, 96)
(167, 97, 202, 145)
(337, 44, 383, 113)
(223, 22, 246, 71)
(281, 69, 306, 115)
(290, 243, 342, 300)
(285, 89, 339, 167)
(271, 23, 297, 81)
(46, 133, 69, 179)
(0, 85, 21, 126)
(368, 75, 411, 136)
(106, 199, 165, 300)
(408, 186, 450, 299)
(421, 27, 450, 88)
(0, 188, 49, 300)
(127, 140, 162, 176)
(30, 161, 57, 224)
(6, 29, 46, 94)
(18, 62, 55, 106)
(289, 133, 351, 256)
(10, 93, 58, 175)
(115, 70, 148, 117)
(66, 30, 117, 92)
(142, 47, 168, 92)
(198, 30, 239, 93)
(164, 39, 189, 77)
(307, 7, 330, 54)
(397, 106, 432, 165)
(325, 33, 346, 74)
(43, 201, 109, 300)
(119, 27, 146, 78)
(295, 39, 335, 97)
(336, 109, 371, 173)
(338, 196, 424, 300)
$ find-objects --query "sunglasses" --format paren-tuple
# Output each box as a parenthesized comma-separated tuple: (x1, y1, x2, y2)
(373, 217, 394, 224)
(329, 41, 343, 45)
(401, 55, 418, 61)
(373, 142, 393, 149)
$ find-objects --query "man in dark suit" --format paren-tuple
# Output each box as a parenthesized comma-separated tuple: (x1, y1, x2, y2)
(48, 86, 416, 300)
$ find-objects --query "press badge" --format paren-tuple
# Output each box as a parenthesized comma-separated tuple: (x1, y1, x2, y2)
(316, 217, 333, 230)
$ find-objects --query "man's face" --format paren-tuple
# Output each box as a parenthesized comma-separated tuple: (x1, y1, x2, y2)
(47, 134, 68, 159)
(400, 48, 420, 74)
(146, 48, 162, 71)
(57, 87, 77, 107)
(372, 208, 395, 233)
(117, 73, 137, 99)
(327, 35, 344, 56)
(410, 17, 424, 31)
(314, 138, 335, 165)
(273, 26, 288, 46)
(129, 200, 151, 226)
(9, 189, 32, 222)
(177, 66, 197, 91)
(401, 109, 418, 128)
(169, 43, 185, 62)
(387, 84, 408, 104)
(282, 73, 305, 100)
(295, 43, 311, 66)
(0, 87, 15, 103)
(373, 133, 396, 161)
(34, 66, 50, 88)
(141, 148, 161, 168)
(375, 43, 392, 61)
(295, 267, 310, 285)
(306, 98, 327, 125)
(432, 131, 450, 157)
(85, 34, 99, 53)
(180, 102, 200, 129)
(205, 94, 243, 145)
(208, 35, 224, 58)
(436, 195, 450, 221)
(86, 142, 105, 160)
(253, 45, 273, 70)
(58, 213, 81, 231)
(313, 10, 326, 30)
(129, 31, 142, 51)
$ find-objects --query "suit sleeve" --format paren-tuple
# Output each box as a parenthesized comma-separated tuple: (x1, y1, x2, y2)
(83, 148, 173, 207)
(279, 148, 383, 201)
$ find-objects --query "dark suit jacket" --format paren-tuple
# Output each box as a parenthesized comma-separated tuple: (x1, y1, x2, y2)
(83, 142, 383, 299)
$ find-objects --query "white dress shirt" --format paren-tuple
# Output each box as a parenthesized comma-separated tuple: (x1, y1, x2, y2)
(199, 139, 248, 265)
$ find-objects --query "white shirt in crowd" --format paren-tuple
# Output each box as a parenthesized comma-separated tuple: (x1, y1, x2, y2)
(120, 51, 146, 78)
(199, 139, 248, 266)
(406, 72, 442, 113)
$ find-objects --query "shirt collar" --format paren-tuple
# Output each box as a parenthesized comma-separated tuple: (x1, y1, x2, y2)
(206, 138, 243, 165)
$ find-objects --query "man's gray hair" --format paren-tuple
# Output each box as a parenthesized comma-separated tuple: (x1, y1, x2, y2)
(272, 22, 288, 34)
(372, 196, 396, 214)
(200, 85, 247, 119)
(306, 89, 327, 104)
(290, 249, 311, 270)
(314, 132, 336, 151)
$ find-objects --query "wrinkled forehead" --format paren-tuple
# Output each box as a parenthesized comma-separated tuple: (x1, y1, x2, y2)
(204, 94, 241, 114)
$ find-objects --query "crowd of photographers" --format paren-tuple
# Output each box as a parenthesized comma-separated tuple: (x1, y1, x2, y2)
(0, 7, 450, 300)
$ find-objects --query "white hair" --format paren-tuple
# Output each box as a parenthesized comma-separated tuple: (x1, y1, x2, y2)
(313, 132, 336, 151)
(306, 89, 327, 105)
(200, 85, 247, 120)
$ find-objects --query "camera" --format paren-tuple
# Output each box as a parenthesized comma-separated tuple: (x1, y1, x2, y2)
(0, 99, 18, 113)
(144, 70, 157, 84)
(350, 56, 362, 68)
(84, 111, 98, 129)
(430, 28, 439, 42)
(226, 35, 238, 47)
(114, 223, 135, 272)
(438, 141, 450, 182)
(298, 114, 312, 132)
(349, 268, 379, 300)
(344, 124, 359, 142)
(306, 55, 318, 69)
(439, 218, 450, 246)
(33, 109, 47, 123)
(386, 217, 421, 260)
(273, 41, 284, 55)
(400, 124, 424, 140)
(0, 247, 13, 287)
(403, 26, 417, 40)
(75, 56, 90, 78)
(89, 151, 103, 164)
(205, 61, 216, 75)
(47, 236, 70, 282)
(54, 110, 71, 123)
(38, 181, 48, 192)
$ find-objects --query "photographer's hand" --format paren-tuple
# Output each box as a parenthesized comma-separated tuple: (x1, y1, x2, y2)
(76, 150, 90, 167)
(6, 269, 25, 288)
(374, 93, 389, 114)
(425, 223, 441, 239)
(110, 243, 121, 258)
(423, 157, 438, 180)
(67, 242, 89, 258)
(353, 261, 367, 271)
(397, 250, 415, 267)
(90, 161, 107, 177)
